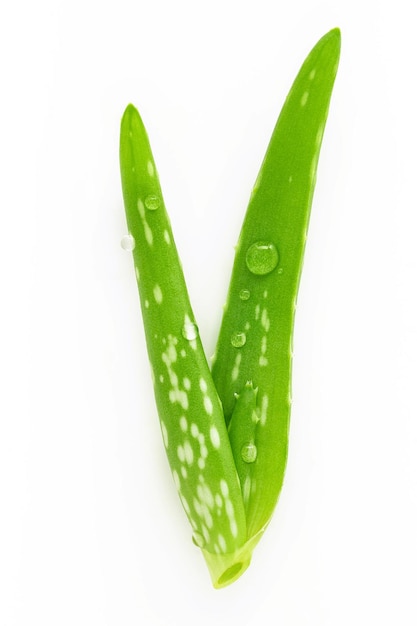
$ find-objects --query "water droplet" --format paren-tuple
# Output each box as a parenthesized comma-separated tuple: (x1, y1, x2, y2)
(239, 289, 250, 301)
(245, 241, 279, 275)
(121, 234, 135, 251)
(241, 442, 257, 463)
(192, 531, 205, 547)
(231, 331, 246, 348)
(277, 267, 283, 274)
(144, 194, 160, 210)
(182, 321, 199, 341)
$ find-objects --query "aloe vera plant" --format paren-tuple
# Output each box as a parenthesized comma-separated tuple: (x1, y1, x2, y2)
(119, 28, 341, 588)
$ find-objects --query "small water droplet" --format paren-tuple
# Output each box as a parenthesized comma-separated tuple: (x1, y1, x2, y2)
(182, 321, 199, 341)
(192, 531, 205, 547)
(241, 442, 257, 463)
(231, 331, 246, 348)
(144, 194, 160, 210)
(121, 234, 135, 251)
(277, 267, 283, 274)
(246, 241, 279, 275)
(239, 289, 250, 301)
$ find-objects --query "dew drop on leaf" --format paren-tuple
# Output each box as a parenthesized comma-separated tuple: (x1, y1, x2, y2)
(241, 442, 257, 463)
(245, 241, 279, 275)
(239, 289, 251, 301)
(182, 321, 199, 341)
(231, 331, 246, 348)
(121, 234, 135, 251)
(145, 194, 161, 210)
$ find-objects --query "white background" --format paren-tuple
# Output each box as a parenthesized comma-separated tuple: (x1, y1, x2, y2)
(1, 0, 416, 624)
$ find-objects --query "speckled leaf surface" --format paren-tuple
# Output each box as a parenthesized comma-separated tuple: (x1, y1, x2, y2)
(212, 28, 341, 539)
(119, 28, 341, 587)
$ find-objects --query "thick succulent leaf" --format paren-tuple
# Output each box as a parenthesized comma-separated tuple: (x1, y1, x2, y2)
(120, 105, 247, 583)
(211, 28, 341, 539)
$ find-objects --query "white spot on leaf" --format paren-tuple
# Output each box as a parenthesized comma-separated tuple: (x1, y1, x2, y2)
(218, 534, 227, 552)
(147, 160, 155, 176)
(161, 421, 168, 448)
(261, 308, 270, 332)
(243, 477, 251, 504)
(172, 470, 180, 491)
(137, 199, 154, 245)
(260, 394, 269, 425)
(204, 396, 213, 415)
(184, 440, 194, 465)
(153, 284, 163, 304)
(210, 425, 220, 449)
(220, 479, 229, 498)
(180, 493, 190, 512)
(231, 352, 242, 382)
(177, 445, 185, 463)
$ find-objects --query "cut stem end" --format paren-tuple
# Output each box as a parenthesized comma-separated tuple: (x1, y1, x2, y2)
(201, 528, 264, 589)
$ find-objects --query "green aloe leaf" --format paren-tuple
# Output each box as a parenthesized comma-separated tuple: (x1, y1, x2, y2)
(120, 106, 248, 587)
(212, 27, 341, 540)
(119, 27, 341, 588)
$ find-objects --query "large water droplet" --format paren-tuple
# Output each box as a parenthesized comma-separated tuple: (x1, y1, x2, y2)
(231, 331, 246, 348)
(239, 289, 250, 301)
(121, 234, 135, 251)
(182, 321, 199, 341)
(245, 241, 279, 275)
(241, 442, 257, 463)
(145, 194, 160, 210)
